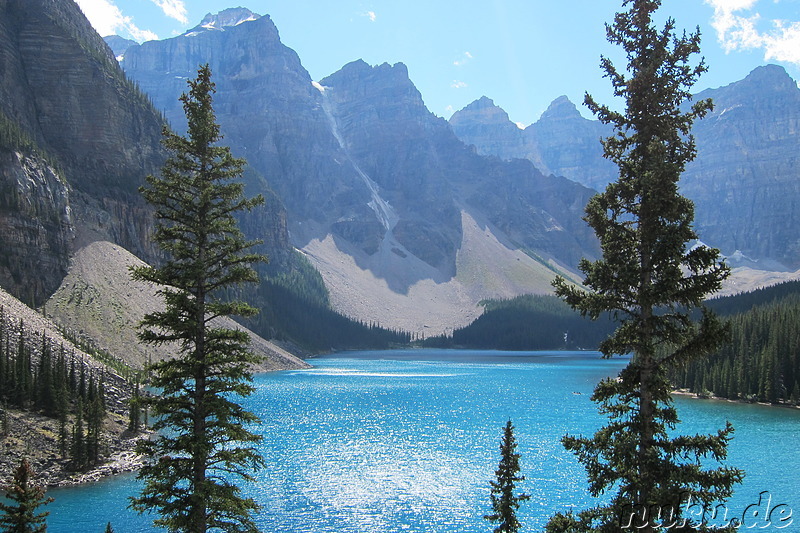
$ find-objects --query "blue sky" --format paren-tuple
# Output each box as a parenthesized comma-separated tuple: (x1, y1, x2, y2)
(75, 0, 800, 126)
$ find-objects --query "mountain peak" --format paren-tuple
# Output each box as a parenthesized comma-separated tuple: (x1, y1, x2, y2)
(104, 35, 137, 59)
(741, 64, 797, 91)
(539, 95, 581, 121)
(341, 60, 409, 77)
(186, 7, 261, 35)
(328, 60, 415, 90)
(466, 96, 498, 111)
(450, 97, 512, 127)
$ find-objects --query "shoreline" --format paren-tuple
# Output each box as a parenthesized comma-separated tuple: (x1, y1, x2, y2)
(0, 408, 149, 490)
(672, 388, 800, 411)
(49, 437, 146, 488)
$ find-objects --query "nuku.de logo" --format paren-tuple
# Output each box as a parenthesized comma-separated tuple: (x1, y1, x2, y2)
(618, 491, 793, 529)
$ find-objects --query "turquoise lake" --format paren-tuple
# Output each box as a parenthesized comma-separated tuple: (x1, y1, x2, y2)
(45, 349, 800, 531)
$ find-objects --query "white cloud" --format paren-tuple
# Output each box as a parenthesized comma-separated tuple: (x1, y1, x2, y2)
(763, 20, 800, 63)
(706, 0, 800, 65)
(453, 51, 473, 67)
(451, 80, 468, 89)
(75, 0, 158, 41)
(151, 0, 188, 24)
(362, 11, 377, 22)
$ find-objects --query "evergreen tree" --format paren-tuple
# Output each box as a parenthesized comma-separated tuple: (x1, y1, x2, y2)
(86, 394, 105, 465)
(68, 356, 76, 395)
(128, 380, 142, 433)
(129, 64, 266, 533)
(58, 408, 69, 459)
(1, 403, 9, 438)
(70, 397, 87, 471)
(0, 308, 7, 403)
(0, 458, 53, 532)
(36, 338, 55, 417)
(13, 321, 30, 407)
(484, 420, 530, 533)
(104, 522, 114, 533)
(549, 1, 743, 531)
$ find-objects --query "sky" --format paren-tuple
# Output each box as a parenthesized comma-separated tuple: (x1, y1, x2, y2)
(74, 0, 800, 127)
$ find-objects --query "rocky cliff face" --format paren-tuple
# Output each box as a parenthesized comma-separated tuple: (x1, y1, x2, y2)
(116, 11, 600, 329)
(684, 65, 800, 269)
(0, 0, 166, 303)
(451, 65, 800, 270)
(319, 60, 464, 275)
(0, 1, 299, 306)
(118, 9, 368, 253)
(319, 60, 598, 271)
(0, 150, 72, 304)
(103, 35, 137, 58)
(450, 95, 616, 190)
(522, 97, 616, 191)
(119, 14, 597, 279)
(448, 97, 533, 163)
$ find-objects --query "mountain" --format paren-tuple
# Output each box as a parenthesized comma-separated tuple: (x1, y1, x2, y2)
(450, 96, 616, 191)
(446, 96, 532, 163)
(0, 281, 138, 486)
(0, 0, 165, 305)
(0, 0, 309, 325)
(103, 35, 137, 58)
(113, 11, 600, 333)
(522, 96, 616, 191)
(186, 7, 260, 33)
(451, 65, 800, 272)
(683, 65, 800, 270)
(45, 241, 309, 372)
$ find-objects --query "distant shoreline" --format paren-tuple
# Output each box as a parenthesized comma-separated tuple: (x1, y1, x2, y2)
(672, 388, 800, 411)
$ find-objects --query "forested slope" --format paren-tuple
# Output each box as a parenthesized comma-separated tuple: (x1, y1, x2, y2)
(672, 281, 800, 403)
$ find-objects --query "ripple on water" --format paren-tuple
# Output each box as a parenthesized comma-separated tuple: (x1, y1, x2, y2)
(46, 351, 800, 533)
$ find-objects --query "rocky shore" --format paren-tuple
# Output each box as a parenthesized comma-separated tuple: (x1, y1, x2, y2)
(0, 407, 147, 489)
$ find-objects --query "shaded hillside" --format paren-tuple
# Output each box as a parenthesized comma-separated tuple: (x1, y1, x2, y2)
(0, 0, 165, 304)
(432, 282, 800, 352)
(672, 281, 800, 404)
(424, 294, 615, 351)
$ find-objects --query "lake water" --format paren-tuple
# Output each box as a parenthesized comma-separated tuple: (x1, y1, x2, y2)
(45, 349, 800, 532)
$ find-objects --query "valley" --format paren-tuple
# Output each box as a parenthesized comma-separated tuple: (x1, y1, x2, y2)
(1, 0, 800, 530)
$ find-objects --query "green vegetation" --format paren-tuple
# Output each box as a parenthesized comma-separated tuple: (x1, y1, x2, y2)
(484, 420, 530, 533)
(0, 111, 39, 157)
(0, 458, 53, 532)
(547, 1, 742, 531)
(0, 307, 110, 471)
(247, 277, 411, 352)
(424, 294, 614, 350)
(56, 326, 142, 383)
(0, 110, 64, 182)
(129, 65, 264, 533)
(672, 281, 800, 403)
(236, 236, 412, 352)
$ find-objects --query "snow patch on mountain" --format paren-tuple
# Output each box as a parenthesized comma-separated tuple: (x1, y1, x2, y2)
(184, 8, 261, 36)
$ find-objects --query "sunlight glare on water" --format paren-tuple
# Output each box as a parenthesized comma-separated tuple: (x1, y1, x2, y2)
(45, 349, 800, 532)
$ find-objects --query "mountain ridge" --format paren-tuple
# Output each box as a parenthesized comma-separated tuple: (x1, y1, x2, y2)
(113, 13, 599, 333)
(451, 64, 800, 272)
